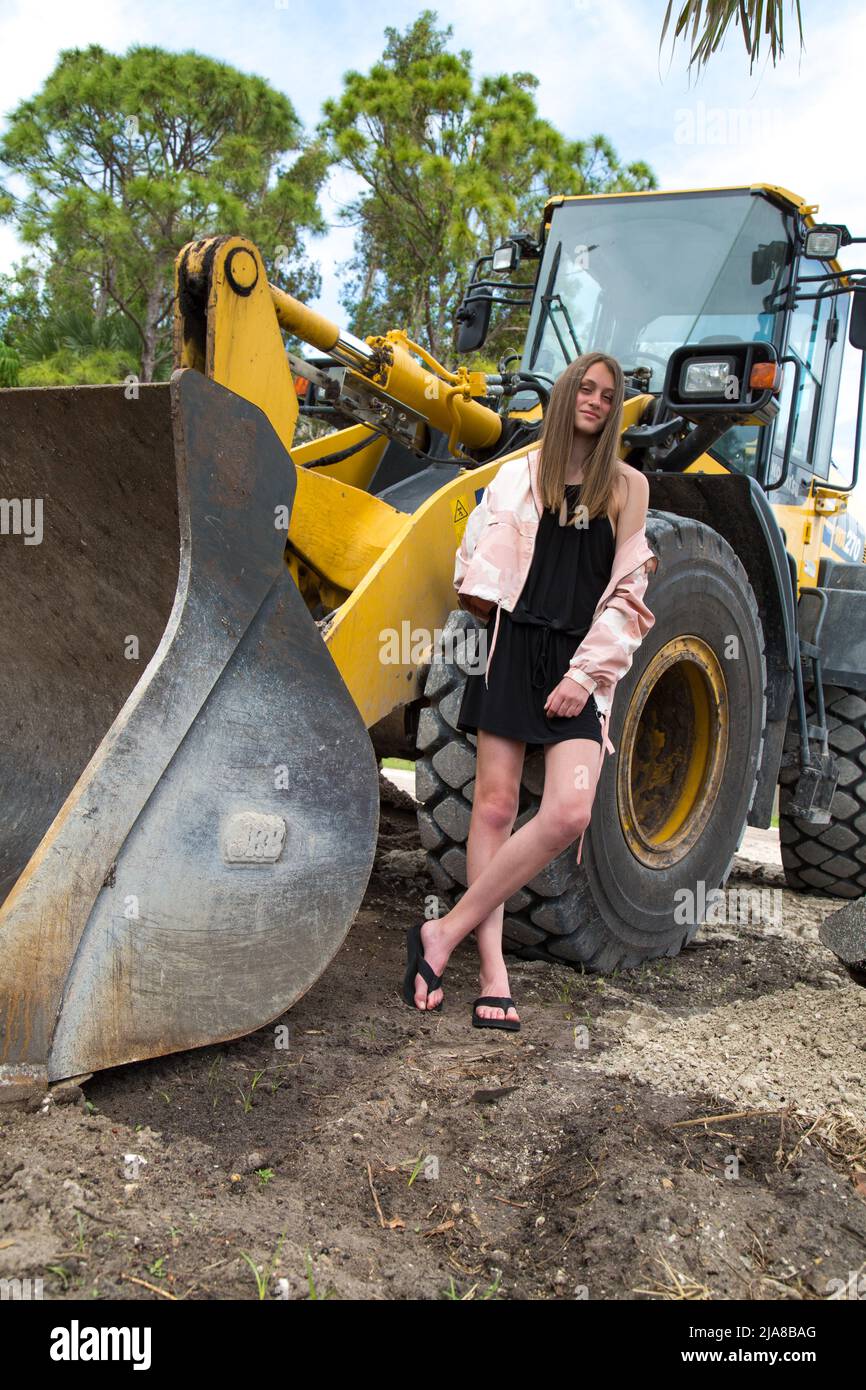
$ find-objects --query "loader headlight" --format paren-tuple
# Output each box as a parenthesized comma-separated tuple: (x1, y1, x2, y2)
(492, 241, 518, 273)
(680, 357, 736, 399)
(663, 341, 781, 424)
(803, 224, 845, 259)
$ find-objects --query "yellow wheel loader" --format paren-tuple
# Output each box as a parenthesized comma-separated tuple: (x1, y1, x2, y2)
(2, 184, 865, 1098)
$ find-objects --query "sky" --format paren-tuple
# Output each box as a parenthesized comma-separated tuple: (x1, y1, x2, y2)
(1, 0, 864, 516)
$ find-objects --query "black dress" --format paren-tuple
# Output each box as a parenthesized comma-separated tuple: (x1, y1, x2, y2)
(457, 482, 615, 748)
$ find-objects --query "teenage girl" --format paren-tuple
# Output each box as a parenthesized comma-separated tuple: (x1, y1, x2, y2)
(404, 352, 650, 1028)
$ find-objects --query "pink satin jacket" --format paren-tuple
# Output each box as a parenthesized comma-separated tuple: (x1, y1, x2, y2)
(453, 447, 659, 865)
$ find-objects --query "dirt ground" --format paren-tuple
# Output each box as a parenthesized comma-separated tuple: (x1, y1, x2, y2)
(2, 774, 865, 1302)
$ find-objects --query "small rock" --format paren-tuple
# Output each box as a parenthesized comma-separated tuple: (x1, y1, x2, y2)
(122, 1153, 148, 1180)
(377, 849, 426, 879)
(50, 1080, 85, 1107)
(236, 1151, 267, 1174)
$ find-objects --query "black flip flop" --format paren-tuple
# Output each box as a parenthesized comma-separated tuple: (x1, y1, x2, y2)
(402, 922, 444, 1012)
(472, 996, 520, 1031)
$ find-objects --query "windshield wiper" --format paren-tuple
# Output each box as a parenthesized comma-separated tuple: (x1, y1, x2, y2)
(528, 242, 582, 370)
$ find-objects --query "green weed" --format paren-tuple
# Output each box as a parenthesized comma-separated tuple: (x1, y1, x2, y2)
(442, 1271, 503, 1300)
(238, 1229, 288, 1301)
(305, 1248, 336, 1300)
(46, 1264, 70, 1290)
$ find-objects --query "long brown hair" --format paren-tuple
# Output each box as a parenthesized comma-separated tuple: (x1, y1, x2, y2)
(536, 352, 625, 523)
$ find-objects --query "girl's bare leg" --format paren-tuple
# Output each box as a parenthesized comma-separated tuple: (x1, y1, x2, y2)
(411, 729, 523, 1011)
(467, 731, 525, 1024)
(413, 737, 603, 1007)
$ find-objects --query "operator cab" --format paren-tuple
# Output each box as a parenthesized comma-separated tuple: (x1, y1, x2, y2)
(459, 186, 864, 519)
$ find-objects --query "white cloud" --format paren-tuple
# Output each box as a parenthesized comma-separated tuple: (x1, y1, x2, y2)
(0, 0, 138, 118)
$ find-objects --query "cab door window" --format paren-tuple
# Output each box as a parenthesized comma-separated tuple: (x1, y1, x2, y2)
(769, 258, 835, 483)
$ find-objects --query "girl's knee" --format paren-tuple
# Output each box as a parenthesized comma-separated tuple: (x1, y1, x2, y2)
(539, 801, 592, 848)
(474, 787, 519, 833)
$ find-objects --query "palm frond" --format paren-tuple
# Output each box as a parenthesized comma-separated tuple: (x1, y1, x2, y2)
(660, 0, 804, 72)
(17, 309, 140, 364)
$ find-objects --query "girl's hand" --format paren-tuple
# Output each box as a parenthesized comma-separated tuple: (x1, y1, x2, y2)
(544, 676, 589, 719)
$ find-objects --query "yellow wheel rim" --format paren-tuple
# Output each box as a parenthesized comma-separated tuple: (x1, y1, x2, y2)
(617, 638, 729, 868)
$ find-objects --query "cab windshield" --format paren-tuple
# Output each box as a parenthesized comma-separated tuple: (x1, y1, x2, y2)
(522, 190, 793, 397)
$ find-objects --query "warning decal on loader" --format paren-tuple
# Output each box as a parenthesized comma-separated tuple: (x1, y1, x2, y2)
(452, 494, 473, 543)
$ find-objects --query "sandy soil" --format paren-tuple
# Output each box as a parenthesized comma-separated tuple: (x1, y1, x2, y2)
(1, 775, 865, 1301)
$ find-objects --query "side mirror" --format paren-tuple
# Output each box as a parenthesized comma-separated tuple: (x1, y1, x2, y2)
(850, 290, 866, 350)
(751, 240, 788, 285)
(456, 287, 493, 354)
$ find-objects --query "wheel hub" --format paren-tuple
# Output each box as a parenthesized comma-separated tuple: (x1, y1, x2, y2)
(617, 638, 729, 868)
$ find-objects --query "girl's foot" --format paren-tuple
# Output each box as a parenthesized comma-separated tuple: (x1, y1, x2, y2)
(412, 919, 452, 1010)
(475, 967, 520, 1024)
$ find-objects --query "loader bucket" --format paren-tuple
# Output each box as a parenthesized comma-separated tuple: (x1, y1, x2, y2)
(0, 369, 379, 1098)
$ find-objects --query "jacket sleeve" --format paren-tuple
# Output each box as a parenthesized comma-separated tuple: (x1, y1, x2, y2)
(453, 484, 493, 599)
(564, 557, 658, 693)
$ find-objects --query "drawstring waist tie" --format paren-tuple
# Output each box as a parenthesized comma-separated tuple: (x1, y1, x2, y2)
(530, 622, 556, 691)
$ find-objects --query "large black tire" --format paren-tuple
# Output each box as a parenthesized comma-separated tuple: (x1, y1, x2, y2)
(778, 684, 866, 897)
(415, 513, 769, 970)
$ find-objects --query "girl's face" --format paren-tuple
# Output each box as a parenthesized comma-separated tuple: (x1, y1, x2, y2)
(573, 363, 616, 435)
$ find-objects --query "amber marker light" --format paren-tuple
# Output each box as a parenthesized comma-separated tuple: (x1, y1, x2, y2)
(750, 362, 781, 392)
